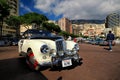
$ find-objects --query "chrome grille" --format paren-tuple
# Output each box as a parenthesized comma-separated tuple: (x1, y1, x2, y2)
(56, 39, 66, 52)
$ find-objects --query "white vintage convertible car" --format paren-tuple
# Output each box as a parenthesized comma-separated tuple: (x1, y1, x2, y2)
(18, 29, 82, 70)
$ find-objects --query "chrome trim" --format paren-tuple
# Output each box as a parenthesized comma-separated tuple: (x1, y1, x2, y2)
(55, 39, 66, 52)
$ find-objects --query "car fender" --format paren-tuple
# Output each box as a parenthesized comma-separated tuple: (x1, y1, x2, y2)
(19, 39, 53, 64)
(66, 41, 77, 50)
(30, 42, 52, 64)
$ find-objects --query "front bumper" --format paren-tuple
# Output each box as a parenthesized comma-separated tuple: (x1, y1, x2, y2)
(51, 54, 82, 68)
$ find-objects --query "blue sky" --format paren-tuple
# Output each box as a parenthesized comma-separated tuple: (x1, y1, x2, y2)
(19, 0, 63, 20)
(19, 0, 120, 21)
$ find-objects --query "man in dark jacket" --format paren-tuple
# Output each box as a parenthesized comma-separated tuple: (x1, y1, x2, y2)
(106, 31, 115, 51)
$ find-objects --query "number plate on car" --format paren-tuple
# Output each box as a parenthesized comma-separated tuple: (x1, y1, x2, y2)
(62, 59, 72, 67)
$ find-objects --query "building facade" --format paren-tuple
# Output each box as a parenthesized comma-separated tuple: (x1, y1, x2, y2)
(106, 12, 120, 37)
(8, 0, 19, 16)
(106, 12, 120, 28)
(20, 24, 32, 35)
(81, 23, 105, 37)
(72, 24, 84, 36)
(2, 0, 19, 37)
(57, 18, 72, 34)
(72, 23, 105, 37)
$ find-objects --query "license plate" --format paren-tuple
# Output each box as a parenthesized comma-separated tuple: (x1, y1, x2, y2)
(62, 59, 72, 67)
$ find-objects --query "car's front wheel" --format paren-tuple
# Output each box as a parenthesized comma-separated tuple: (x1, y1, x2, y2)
(26, 50, 39, 71)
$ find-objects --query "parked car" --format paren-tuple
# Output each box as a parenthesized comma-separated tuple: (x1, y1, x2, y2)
(99, 40, 115, 46)
(114, 39, 120, 44)
(10, 38, 19, 46)
(0, 40, 5, 46)
(18, 29, 82, 70)
(1, 37, 11, 46)
(84, 38, 93, 44)
(90, 40, 97, 45)
(91, 38, 104, 45)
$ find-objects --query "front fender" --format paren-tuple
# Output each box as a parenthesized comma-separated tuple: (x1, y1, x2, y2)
(27, 40, 52, 64)
(66, 41, 77, 50)
(19, 40, 45, 53)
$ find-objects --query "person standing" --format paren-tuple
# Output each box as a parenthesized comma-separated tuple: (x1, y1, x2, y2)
(106, 31, 115, 51)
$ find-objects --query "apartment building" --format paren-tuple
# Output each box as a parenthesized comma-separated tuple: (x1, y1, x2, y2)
(113, 27, 120, 37)
(106, 12, 120, 37)
(82, 23, 105, 37)
(71, 23, 105, 37)
(106, 12, 120, 28)
(72, 24, 84, 36)
(2, 0, 19, 37)
(57, 18, 72, 34)
(20, 24, 33, 35)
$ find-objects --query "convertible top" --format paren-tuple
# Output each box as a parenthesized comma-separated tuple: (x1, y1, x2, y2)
(23, 29, 52, 35)
(23, 29, 63, 40)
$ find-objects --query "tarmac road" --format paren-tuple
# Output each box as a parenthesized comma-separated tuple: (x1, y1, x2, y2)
(0, 44, 120, 80)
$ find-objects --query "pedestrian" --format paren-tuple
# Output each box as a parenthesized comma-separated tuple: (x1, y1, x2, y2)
(106, 31, 115, 51)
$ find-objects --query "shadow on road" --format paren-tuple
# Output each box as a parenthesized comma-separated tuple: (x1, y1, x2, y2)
(103, 47, 110, 51)
(57, 76, 63, 80)
(0, 57, 48, 80)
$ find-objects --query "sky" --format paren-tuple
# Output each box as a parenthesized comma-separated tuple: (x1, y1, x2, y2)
(19, 0, 120, 21)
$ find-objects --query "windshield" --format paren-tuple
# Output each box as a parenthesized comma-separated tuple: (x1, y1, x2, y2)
(23, 29, 55, 39)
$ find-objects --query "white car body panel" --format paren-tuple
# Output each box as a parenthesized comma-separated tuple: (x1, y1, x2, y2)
(19, 39, 56, 64)
(66, 41, 76, 50)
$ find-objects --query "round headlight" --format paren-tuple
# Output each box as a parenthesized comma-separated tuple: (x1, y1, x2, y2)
(40, 45, 50, 54)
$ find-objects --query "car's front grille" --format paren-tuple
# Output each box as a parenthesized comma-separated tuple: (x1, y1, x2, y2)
(56, 39, 66, 52)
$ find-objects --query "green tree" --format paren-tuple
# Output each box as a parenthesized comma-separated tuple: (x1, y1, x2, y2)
(59, 31, 69, 39)
(54, 25, 61, 33)
(59, 31, 79, 39)
(0, 0, 10, 38)
(21, 12, 48, 29)
(42, 22, 61, 33)
(6, 12, 49, 38)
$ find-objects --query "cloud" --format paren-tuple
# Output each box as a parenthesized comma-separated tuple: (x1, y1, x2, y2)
(34, 0, 120, 20)
(34, 0, 56, 13)
(20, 1, 32, 12)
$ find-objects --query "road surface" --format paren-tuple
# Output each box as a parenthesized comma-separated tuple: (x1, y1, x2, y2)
(0, 44, 120, 80)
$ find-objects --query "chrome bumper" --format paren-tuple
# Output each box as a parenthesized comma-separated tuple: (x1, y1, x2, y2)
(51, 55, 82, 67)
